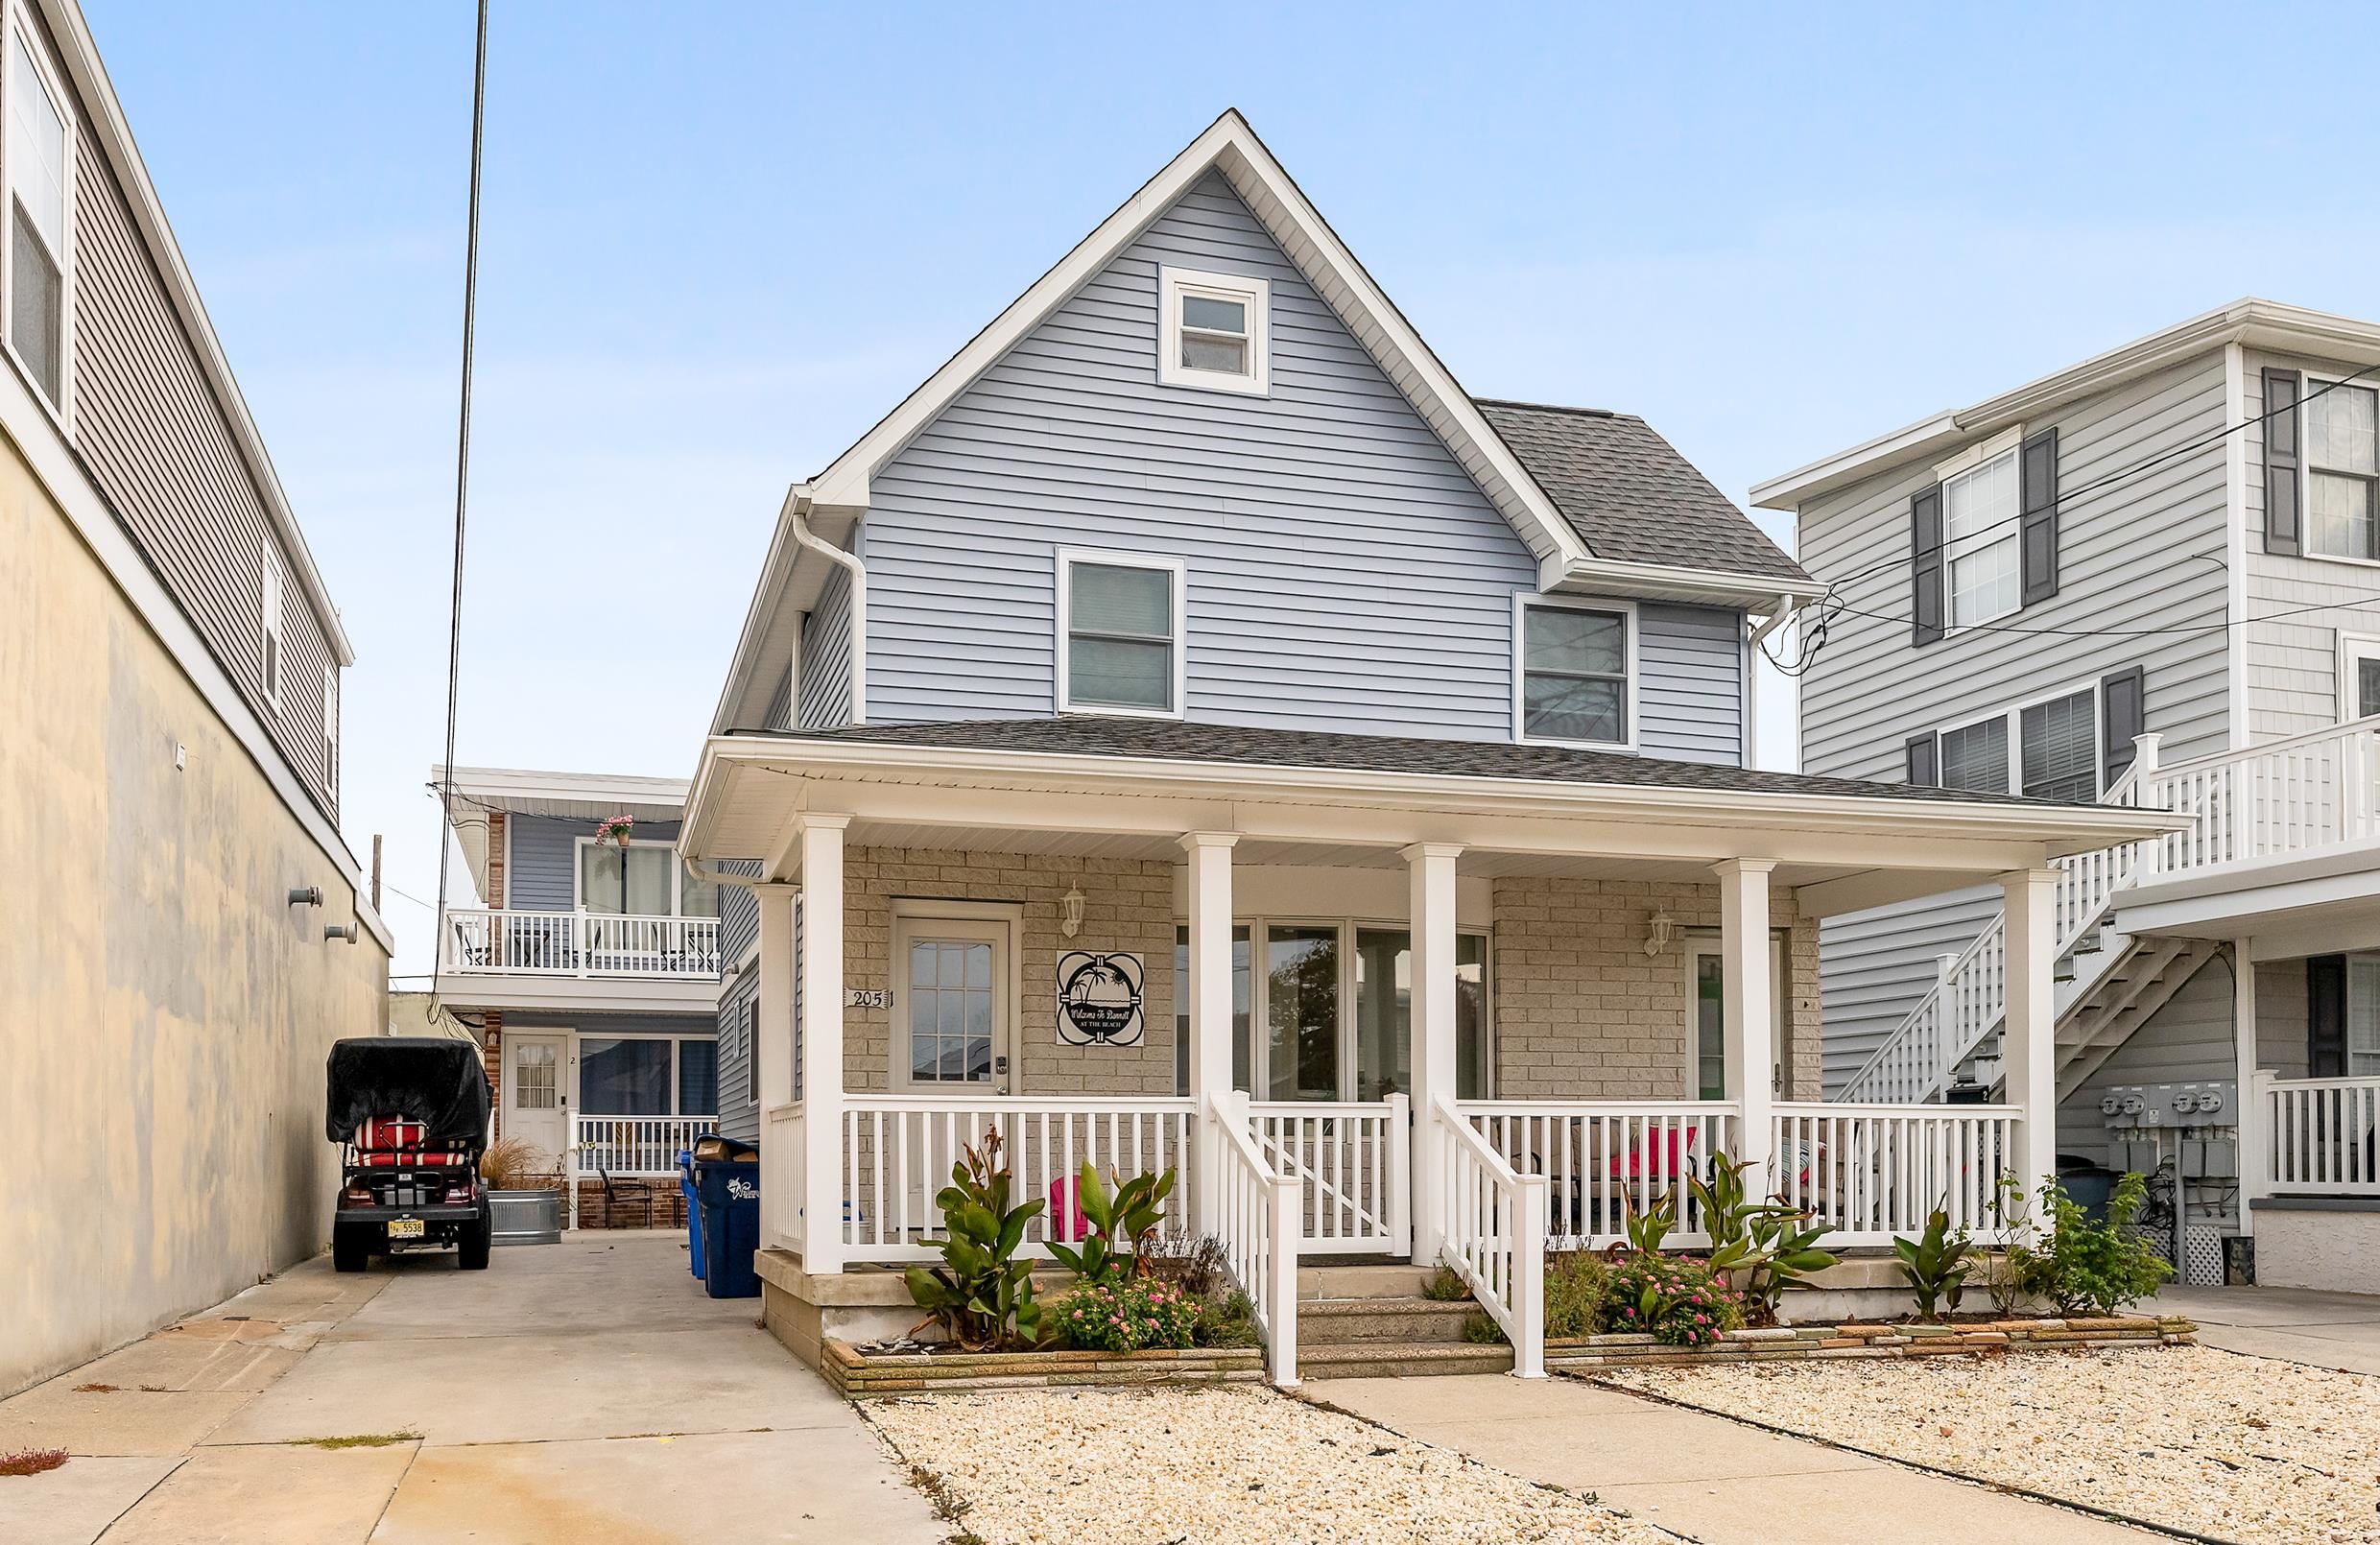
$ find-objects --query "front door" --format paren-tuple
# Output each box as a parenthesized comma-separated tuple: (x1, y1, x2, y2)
(507, 1032, 569, 1177)
(1688, 937, 1789, 1101)
(892, 915, 1012, 1094)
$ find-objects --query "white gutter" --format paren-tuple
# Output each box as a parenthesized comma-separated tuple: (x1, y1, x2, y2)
(1743, 594, 1803, 771)
(786, 485, 869, 726)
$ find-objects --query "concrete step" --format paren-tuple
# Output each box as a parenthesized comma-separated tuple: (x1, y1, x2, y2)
(1297, 1340, 1514, 1379)
(1298, 1297, 1476, 1344)
(1297, 1263, 1433, 1300)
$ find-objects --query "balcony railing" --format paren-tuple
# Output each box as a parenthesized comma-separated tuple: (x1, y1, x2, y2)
(441, 907, 721, 980)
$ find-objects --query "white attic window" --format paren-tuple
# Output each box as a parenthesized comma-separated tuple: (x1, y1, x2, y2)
(260, 541, 285, 709)
(5, 15, 73, 418)
(321, 664, 339, 796)
(1157, 266, 1269, 396)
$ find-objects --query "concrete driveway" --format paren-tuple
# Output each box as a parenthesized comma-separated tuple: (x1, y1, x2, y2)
(0, 1232, 943, 1544)
(2157, 1282, 2380, 1375)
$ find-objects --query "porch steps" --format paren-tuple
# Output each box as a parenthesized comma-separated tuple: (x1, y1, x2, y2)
(1296, 1294, 1515, 1379)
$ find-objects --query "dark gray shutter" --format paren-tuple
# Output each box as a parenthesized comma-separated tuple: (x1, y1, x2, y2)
(2265, 368, 2302, 556)
(1910, 483, 1944, 645)
(2020, 427, 2059, 605)
(2310, 954, 2346, 1078)
(1905, 732, 1939, 787)
(2100, 665, 2146, 784)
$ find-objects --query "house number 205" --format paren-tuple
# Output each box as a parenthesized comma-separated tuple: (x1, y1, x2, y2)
(845, 988, 890, 1009)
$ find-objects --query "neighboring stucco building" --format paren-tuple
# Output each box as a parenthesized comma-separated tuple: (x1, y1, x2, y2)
(0, 0, 391, 1397)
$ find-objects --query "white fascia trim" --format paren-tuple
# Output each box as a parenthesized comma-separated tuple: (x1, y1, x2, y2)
(4, 338, 392, 952)
(436, 765, 690, 814)
(1749, 297, 2380, 513)
(1538, 552, 1827, 612)
(690, 734, 2191, 850)
(801, 109, 1588, 569)
(38, 0, 354, 665)
(789, 488, 866, 725)
(709, 483, 810, 736)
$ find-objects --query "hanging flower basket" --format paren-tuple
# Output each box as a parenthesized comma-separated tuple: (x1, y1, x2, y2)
(595, 814, 634, 848)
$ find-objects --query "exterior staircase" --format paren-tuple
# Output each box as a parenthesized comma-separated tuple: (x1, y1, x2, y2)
(1293, 1264, 1515, 1379)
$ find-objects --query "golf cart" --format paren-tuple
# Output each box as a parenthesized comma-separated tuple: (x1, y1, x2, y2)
(325, 1036, 493, 1272)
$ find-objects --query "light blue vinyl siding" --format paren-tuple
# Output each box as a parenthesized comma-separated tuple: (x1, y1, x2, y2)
(1637, 605, 1746, 766)
(864, 171, 1663, 745)
(763, 666, 794, 732)
(716, 973, 759, 1145)
(505, 816, 683, 911)
(713, 860, 763, 966)
(797, 563, 854, 729)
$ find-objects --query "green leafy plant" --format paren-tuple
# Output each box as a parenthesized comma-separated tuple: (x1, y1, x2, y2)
(1688, 1153, 1838, 1325)
(1893, 1206, 1974, 1321)
(2012, 1173, 2173, 1316)
(903, 1129, 1046, 1351)
(1543, 1248, 1609, 1340)
(1463, 1310, 1509, 1344)
(1054, 1276, 1199, 1352)
(1420, 1264, 1474, 1302)
(1192, 1289, 1259, 1349)
(1600, 1254, 1742, 1346)
(1045, 1162, 1176, 1285)
(1617, 1190, 1678, 1255)
(1981, 1174, 2034, 1316)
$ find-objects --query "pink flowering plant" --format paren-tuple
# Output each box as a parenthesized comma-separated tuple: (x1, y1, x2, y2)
(595, 814, 634, 844)
(1055, 1277, 1199, 1353)
(1602, 1253, 1743, 1347)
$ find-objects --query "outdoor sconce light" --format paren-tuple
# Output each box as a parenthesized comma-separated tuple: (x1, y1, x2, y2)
(1643, 910, 1678, 957)
(1060, 885, 1086, 939)
(288, 886, 323, 908)
(324, 923, 358, 944)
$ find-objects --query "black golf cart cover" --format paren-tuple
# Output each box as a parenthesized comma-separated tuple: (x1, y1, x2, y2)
(324, 1037, 491, 1145)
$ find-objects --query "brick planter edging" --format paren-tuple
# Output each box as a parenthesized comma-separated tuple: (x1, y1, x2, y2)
(1548, 1315, 2196, 1370)
(823, 1339, 1266, 1398)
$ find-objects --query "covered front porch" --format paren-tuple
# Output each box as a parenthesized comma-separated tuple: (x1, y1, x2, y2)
(682, 722, 2178, 1380)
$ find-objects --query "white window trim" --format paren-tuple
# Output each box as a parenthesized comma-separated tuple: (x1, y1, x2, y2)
(1, 7, 74, 433)
(260, 540, 285, 711)
(321, 665, 339, 797)
(1511, 593, 1637, 751)
(888, 898, 1023, 1093)
(2299, 372, 2380, 568)
(1941, 444, 2023, 634)
(1929, 675, 2106, 800)
(2338, 631, 2380, 722)
(1155, 265, 1270, 396)
(571, 834, 710, 917)
(1055, 546, 1187, 720)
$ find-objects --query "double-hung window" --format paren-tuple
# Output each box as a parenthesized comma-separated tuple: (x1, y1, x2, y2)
(260, 542, 285, 709)
(2307, 383, 2380, 561)
(4, 19, 68, 415)
(1943, 446, 2020, 628)
(1514, 598, 1632, 748)
(1057, 549, 1184, 717)
(1157, 267, 1269, 395)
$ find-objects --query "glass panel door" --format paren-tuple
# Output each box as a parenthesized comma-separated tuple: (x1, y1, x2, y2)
(1173, 925, 1251, 1096)
(1353, 930, 1489, 1102)
(581, 843, 678, 915)
(893, 916, 1010, 1091)
(1265, 925, 1339, 1102)
(1687, 938, 1789, 1100)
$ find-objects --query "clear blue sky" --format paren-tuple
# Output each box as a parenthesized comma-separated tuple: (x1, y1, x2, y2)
(83, 1, 2380, 977)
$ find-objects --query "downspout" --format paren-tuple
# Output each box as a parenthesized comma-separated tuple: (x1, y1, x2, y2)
(1744, 594, 1802, 772)
(785, 484, 869, 726)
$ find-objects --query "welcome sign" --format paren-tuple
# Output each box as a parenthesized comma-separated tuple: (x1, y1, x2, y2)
(1055, 951, 1145, 1047)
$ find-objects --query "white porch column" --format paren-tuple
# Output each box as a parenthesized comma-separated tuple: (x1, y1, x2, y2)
(1404, 842, 1464, 1267)
(797, 816, 850, 1275)
(755, 882, 796, 1253)
(2232, 939, 2263, 1238)
(1182, 832, 1238, 1239)
(1713, 860, 1776, 1184)
(2001, 867, 2060, 1215)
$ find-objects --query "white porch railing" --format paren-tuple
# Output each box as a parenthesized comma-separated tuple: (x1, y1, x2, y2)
(574, 1113, 718, 1177)
(1459, 1101, 1740, 1248)
(2260, 1073, 2380, 1197)
(836, 1096, 1198, 1259)
(442, 907, 722, 980)
(1435, 1097, 1545, 1378)
(1771, 1103, 2019, 1246)
(766, 1104, 805, 1253)
(1250, 1098, 1410, 1255)
(1212, 1094, 1300, 1387)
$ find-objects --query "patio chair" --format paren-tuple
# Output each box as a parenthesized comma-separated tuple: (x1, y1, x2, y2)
(599, 1167, 657, 1228)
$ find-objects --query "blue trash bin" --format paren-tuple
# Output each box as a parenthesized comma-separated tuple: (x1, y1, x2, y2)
(694, 1155, 761, 1298)
(679, 1151, 705, 1280)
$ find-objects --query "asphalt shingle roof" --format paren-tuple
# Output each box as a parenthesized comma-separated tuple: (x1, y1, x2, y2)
(744, 719, 2098, 811)
(1476, 399, 1810, 583)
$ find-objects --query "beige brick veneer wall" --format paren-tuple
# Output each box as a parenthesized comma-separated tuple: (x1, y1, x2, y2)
(1488, 877, 1823, 1101)
(840, 847, 1179, 1096)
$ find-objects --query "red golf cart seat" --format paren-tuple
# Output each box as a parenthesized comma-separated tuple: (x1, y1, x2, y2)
(355, 1115, 474, 1169)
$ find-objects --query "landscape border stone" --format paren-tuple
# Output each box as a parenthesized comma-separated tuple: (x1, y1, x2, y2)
(1546, 1314, 2194, 1372)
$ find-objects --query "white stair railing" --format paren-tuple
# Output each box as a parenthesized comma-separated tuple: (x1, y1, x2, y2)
(1435, 1097, 1545, 1378)
(1209, 1093, 1300, 1387)
(1250, 1098, 1409, 1254)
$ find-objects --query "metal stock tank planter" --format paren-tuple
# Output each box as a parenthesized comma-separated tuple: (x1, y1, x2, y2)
(479, 1134, 563, 1246)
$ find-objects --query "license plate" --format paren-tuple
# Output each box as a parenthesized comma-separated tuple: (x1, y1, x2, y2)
(386, 1218, 425, 1241)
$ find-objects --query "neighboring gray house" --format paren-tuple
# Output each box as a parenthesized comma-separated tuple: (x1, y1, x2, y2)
(674, 111, 2167, 1382)
(1756, 298, 2380, 1291)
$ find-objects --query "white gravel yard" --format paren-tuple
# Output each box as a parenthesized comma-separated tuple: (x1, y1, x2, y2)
(1601, 1344, 2380, 1545)
(862, 1384, 1674, 1545)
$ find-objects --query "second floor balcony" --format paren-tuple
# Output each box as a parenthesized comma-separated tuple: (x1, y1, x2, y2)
(441, 907, 722, 981)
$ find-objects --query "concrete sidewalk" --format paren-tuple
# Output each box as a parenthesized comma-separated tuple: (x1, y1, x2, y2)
(0, 1231, 943, 1544)
(1314, 1374, 2163, 1545)
(2156, 1282, 2380, 1375)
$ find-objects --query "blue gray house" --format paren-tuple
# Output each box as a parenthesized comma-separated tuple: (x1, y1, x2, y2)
(677, 111, 2169, 1381)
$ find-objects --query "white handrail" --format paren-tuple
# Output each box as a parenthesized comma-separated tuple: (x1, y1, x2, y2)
(1459, 1100, 1738, 1248)
(1209, 1093, 1299, 1387)
(1772, 1102, 2019, 1244)
(442, 907, 722, 980)
(1434, 1096, 1544, 1378)
(1250, 1097, 1409, 1254)
(2261, 1072, 2380, 1197)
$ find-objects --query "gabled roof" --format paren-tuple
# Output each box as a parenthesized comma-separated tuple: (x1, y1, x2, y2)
(1749, 297, 2380, 511)
(1480, 401, 1809, 583)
